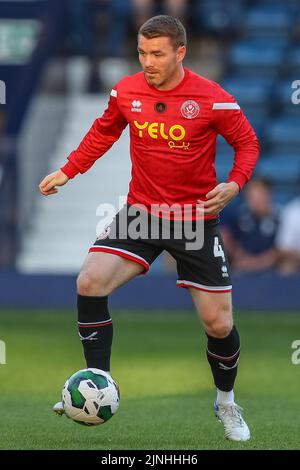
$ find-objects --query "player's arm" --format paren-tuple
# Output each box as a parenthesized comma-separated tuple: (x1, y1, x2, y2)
(39, 88, 128, 196)
(204, 86, 260, 216)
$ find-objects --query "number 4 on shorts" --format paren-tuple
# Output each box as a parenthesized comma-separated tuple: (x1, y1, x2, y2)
(213, 236, 225, 262)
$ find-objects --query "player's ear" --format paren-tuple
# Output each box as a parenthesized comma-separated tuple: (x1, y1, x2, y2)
(176, 45, 186, 62)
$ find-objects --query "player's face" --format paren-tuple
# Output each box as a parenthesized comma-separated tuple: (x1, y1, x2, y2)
(138, 35, 186, 89)
(246, 181, 271, 216)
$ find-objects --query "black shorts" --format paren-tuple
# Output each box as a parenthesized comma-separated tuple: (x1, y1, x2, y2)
(89, 204, 232, 293)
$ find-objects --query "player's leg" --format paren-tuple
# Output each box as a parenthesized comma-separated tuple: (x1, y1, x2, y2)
(168, 218, 250, 440)
(54, 202, 163, 417)
(76, 251, 144, 373)
(53, 251, 144, 416)
(189, 288, 249, 441)
(78, 250, 144, 297)
(75, 203, 161, 374)
(189, 289, 238, 399)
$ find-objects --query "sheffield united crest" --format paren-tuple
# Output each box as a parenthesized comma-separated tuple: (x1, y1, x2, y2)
(181, 100, 200, 119)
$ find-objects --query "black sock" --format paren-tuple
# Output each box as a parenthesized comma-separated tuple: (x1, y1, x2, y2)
(77, 294, 113, 372)
(206, 325, 240, 392)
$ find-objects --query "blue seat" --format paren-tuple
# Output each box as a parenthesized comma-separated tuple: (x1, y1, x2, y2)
(242, 105, 270, 121)
(255, 155, 300, 184)
(195, 0, 246, 34)
(272, 187, 299, 205)
(265, 116, 300, 153)
(222, 77, 274, 104)
(254, 0, 300, 11)
(229, 40, 286, 77)
(243, 6, 293, 40)
(287, 47, 300, 75)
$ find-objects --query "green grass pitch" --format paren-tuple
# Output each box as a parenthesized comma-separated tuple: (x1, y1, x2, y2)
(0, 309, 299, 450)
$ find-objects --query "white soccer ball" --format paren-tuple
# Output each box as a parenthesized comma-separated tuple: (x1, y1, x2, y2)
(62, 368, 120, 426)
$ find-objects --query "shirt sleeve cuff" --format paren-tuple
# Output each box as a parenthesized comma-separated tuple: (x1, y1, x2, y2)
(227, 172, 248, 191)
(60, 160, 80, 179)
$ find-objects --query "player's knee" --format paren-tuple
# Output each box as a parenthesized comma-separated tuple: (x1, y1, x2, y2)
(76, 270, 114, 297)
(205, 311, 233, 338)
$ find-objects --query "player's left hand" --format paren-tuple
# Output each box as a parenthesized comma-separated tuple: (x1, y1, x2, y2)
(201, 182, 240, 216)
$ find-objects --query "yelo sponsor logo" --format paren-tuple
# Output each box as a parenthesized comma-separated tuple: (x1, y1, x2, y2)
(134, 121, 185, 141)
(133, 121, 190, 150)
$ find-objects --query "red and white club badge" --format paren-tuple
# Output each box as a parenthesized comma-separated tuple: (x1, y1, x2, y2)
(181, 100, 200, 119)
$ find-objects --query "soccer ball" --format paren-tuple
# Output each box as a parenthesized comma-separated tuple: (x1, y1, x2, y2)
(62, 368, 120, 426)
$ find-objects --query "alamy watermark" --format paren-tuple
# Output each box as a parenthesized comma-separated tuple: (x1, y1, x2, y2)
(291, 340, 300, 365)
(291, 80, 300, 105)
(0, 340, 6, 364)
(95, 198, 206, 251)
(0, 80, 6, 104)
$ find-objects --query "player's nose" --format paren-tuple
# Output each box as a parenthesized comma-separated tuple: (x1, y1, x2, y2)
(144, 55, 153, 68)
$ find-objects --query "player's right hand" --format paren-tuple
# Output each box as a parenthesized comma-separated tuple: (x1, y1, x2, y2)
(39, 170, 69, 196)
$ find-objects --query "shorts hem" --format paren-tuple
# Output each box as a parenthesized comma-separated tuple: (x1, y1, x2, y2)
(89, 246, 150, 274)
(176, 279, 232, 293)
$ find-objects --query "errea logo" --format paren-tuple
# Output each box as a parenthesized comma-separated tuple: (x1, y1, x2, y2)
(131, 100, 142, 113)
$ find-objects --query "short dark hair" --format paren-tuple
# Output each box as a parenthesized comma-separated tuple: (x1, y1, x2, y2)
(138, 15, 187, 49)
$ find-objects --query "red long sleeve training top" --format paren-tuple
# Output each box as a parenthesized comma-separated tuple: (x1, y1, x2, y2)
(61, 67, 260, 220)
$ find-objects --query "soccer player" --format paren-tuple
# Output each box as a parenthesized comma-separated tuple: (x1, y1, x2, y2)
(39, 15, 260, 441)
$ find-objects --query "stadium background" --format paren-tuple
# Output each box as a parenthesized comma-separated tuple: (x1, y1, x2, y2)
(0, 0, 300, 451)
